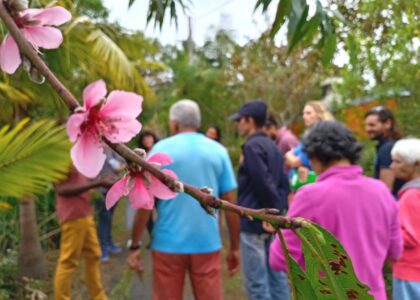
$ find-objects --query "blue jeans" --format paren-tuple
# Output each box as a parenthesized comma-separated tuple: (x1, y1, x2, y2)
(95, 199, 116, 251)
(393, 277, 420, 300)
(240, 232, 290, 300)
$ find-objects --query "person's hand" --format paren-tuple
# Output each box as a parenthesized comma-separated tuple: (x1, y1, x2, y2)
(226, 248, 240, 276)
(127, 249, 143, 273)
(297, 166, 309, 182)
(262, 221, 276, 233)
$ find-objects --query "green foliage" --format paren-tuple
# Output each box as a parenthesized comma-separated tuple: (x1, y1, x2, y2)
(295, 222, 372, 299)
(280, 222, 373, 299)
(110, 268, 134, 299)
(255, 0, 345, 66)
(153, 29, 325, 146)
(0, 119, 71, 198)
(0, 249, 18, 298)
(145, 0, 189, 29)
(0, 249, 48, 299)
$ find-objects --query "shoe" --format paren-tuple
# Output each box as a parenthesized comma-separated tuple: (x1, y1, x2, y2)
(109, 244, 122, 254)
(100, 251, 109, 262)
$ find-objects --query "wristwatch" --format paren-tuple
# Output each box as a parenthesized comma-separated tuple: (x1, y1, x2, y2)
(128, 241, 142, 251)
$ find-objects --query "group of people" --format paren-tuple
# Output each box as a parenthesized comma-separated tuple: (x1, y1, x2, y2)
(52, 98, 419, 300)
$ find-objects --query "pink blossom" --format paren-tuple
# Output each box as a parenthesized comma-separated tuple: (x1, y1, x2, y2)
(0, 6, 71, 74)
(67, 80, 143, 178)
(105, 153, 178, 210)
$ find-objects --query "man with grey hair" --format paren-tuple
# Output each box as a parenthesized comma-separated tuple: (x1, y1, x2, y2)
(127, 99, 240, 299)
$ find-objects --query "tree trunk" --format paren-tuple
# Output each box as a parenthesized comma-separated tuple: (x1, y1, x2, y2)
(17, 197, 48, 281)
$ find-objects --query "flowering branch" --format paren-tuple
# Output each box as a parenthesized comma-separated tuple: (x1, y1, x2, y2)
(0, 0, 304, 229)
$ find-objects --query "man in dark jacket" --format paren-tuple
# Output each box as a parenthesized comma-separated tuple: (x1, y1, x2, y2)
(230, 100, 290, 300)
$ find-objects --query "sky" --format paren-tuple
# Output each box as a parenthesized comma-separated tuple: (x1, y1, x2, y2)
(103, 0, 280, 47)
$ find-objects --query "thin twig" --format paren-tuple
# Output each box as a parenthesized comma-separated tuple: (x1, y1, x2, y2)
(0, 1, 304, 229)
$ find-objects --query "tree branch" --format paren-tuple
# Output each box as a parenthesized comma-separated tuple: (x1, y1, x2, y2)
(0, 0, 303, 229)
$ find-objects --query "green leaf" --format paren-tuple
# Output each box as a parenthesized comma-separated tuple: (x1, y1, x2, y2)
(347, 34, 358, 69)
(322, 33, 337, 66)
(128, 0, 136, 8)
(270, 0, 292, 38)
(0, 119, 72, 198)
(295, 223, 373, 300)
(288, 0, 306, 36)
(287, 4, 309, 52)
(277, 229, 317, 299)
(253, 0, 272, 13)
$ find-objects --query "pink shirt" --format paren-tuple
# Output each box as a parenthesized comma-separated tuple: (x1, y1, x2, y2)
(393, 185, 420, 281)
(269, 165, 402, 299)
(276, 126, 299, 155)
(56, 168, 92, 223)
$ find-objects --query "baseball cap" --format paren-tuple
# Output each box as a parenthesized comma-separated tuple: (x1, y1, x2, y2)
(229, 100, 268, 123)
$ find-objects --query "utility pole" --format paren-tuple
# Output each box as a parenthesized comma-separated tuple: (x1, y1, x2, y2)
(187, 16, 193, 63)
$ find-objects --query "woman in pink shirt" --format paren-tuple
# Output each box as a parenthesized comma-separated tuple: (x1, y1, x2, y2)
(391, 138, 420, 300)
(269, 121, 403, 299)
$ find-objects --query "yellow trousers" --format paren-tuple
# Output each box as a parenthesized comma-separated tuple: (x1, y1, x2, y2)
(54, 216, 107, 300)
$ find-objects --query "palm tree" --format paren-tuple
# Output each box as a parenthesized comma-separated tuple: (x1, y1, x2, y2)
(0, 119, 71, 279)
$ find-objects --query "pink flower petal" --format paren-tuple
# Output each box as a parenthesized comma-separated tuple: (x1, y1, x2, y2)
(70, 132, 106, 178)
(100, 91, 143, 119)
(0, 35, 21, 74)
(66, 112, 86, 142)
(147, 153, 173, 166)
(149, 169, 178, 200)
(128, 177, 154, 210)
(105, 176, 129, 210)
(22, 9, 43, 16)
(31, 6, 71, 26)
(102, 118, 142, 143)
(23, 26, 63, 49)
(83, 80, 107, 110)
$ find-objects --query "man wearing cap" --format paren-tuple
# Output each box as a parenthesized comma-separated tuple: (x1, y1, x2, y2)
(230, 100, 290, 300)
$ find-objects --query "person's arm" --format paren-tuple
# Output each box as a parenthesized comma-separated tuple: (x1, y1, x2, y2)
(221, 189, 240, 276)
(387, 199, 403, 261)
(285, 150, 302, 168)
(379, 169, 395, 191)
(126, 209, 152, 272)
(378, 143, 396, 191)
(244, 144, 288, 210)
(56, 170, 114, 196)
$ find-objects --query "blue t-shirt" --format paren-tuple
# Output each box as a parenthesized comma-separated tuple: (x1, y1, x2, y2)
(149, 132, 237, 253)
(288, 143, 312, 179)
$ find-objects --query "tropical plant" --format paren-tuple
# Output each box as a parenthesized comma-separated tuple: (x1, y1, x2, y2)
(0, 119, 71, 280)
(276, 222, 373, 299)
(0, 119, 71, 198)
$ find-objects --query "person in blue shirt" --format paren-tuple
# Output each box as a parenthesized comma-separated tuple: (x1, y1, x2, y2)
(230, 100, 290, 300)
(285, 101, 334, 191)
(127, 99, 240, 300)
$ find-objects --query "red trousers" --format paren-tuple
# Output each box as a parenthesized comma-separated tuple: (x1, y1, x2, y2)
(152, 250, 223, 300)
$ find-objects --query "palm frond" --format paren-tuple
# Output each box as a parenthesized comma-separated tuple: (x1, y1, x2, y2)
(62, 19, 156, 102)
(86, 28, 136, 86)
(0, 83, 34, 104)
(0, 119, 72, 198)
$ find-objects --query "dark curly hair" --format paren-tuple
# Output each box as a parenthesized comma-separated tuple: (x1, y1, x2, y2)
(303, 121, 363, 165)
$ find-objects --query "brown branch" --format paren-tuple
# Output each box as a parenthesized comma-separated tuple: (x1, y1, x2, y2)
(0, 1, 79, 110)
(0, 1, 304, 229)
